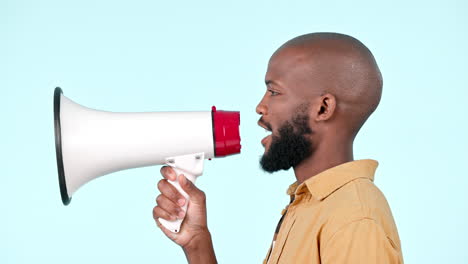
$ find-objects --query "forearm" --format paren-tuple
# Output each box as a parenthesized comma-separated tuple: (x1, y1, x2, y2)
(183, 230, 217, 264)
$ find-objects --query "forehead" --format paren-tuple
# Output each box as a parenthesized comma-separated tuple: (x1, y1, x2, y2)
(265, 46, 321, 95)
(266, 47, 309, 78)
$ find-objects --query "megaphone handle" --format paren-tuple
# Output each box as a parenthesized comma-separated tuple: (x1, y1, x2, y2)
(158, 168, 196, 233)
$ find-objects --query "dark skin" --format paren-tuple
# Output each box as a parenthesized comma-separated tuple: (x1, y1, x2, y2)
(152, 33, 383, 263)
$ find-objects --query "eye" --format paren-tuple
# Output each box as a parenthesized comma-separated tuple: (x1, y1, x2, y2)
(268, 89, 279, 96)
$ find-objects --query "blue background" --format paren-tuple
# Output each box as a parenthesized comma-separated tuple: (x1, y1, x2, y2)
(2, 0, 467, 263)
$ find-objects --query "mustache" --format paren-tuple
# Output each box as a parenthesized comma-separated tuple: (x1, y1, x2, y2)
(258, 117, 273, 131)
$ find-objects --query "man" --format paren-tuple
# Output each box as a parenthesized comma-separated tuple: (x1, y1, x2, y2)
(152, 32, 404, 263)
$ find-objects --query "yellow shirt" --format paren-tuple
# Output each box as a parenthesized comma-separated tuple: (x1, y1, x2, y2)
(264, 159, 403, 264)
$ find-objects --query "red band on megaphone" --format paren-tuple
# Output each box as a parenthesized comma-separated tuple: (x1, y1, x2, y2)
(212, 106, 241, 157)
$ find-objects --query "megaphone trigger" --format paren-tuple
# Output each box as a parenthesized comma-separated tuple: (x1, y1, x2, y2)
(159, 153, 205, 233)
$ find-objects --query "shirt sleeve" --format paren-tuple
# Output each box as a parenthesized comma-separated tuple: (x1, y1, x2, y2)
(321, 218, 402, 264)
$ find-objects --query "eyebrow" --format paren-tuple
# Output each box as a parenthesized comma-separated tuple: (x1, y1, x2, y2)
(265, 80, 277, 86)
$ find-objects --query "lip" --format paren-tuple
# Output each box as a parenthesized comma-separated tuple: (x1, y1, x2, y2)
(257, 120, 271, 132)
(261, 134, 272, 147)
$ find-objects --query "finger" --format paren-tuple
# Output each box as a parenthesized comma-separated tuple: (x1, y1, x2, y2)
(160, 166, 176, 181)
(157, 179, 186, 206)
(180, 174, 206, 205)
(152, 206, 176, 221)
(156, 195, 185, 219)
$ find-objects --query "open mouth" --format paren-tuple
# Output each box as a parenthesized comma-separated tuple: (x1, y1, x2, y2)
(261, 130, 272, 147)
(258, 120, 273, 148)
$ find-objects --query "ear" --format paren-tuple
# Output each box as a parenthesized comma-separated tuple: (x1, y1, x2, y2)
(313, 93, 336, 122)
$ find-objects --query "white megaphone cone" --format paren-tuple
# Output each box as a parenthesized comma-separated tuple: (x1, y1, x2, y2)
(53, 87, 241, 233)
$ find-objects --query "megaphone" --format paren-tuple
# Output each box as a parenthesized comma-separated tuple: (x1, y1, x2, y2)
(53, 87, 241, 233)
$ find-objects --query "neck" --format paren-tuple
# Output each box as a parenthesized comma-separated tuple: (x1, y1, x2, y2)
(293, 137, 354, 183)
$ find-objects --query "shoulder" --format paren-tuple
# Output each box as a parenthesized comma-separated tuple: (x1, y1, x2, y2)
(319, 178, 401, 250)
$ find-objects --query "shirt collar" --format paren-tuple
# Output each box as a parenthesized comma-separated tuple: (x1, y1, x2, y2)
(286, 159, 379, 201)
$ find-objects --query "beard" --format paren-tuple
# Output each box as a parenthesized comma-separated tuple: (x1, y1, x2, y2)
(260, 106, 313, 173)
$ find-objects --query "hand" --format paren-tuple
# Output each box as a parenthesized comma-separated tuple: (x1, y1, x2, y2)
(153, 166, 209, 249)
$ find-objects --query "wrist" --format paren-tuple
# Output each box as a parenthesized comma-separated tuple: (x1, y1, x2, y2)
(182, 229, 217, 264)
(182, 228, 212, 252)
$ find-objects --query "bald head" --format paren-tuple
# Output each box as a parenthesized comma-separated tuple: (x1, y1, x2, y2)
(270, 32, 382, 137)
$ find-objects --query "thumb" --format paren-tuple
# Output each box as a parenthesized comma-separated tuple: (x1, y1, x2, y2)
(180, 174, 206, 204)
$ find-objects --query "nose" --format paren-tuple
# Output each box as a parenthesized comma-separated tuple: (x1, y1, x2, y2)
(256, 96, 268, 116)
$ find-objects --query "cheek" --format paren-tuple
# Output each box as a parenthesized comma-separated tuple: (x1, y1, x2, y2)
(269, 107, 293, 128)
(268, 100, 292, 118)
